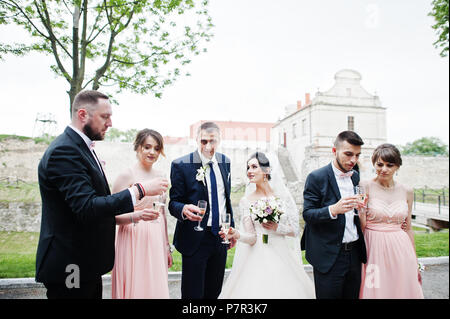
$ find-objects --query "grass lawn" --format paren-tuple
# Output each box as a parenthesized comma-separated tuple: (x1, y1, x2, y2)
(0, 229, 448, 278)
(0, 232, 39, 278)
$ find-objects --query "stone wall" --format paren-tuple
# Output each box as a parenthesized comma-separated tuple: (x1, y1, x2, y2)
(299, 146, 449, 189)
(2, 138, 447, 189)
(0, 139, 47, 182)
(0, 202, 41, 232)
(0, 138, 448, 232)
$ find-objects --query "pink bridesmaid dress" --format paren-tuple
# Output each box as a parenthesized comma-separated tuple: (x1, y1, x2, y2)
(111, 195, 170, 298)
(359, 180, 424, 299)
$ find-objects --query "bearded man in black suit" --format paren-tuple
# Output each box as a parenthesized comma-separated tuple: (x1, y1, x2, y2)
(35, 90, 168, 299)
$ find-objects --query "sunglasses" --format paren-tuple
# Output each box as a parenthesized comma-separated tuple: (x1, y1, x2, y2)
(200, 139, 218, 146)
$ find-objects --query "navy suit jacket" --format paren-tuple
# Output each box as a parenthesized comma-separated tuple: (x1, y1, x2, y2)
(300, 163, 367, 273)
(35, 126, 134, 284)
(169, 150, 234, 256)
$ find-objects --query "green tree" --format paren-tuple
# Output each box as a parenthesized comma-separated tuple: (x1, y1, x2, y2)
(429, 0, 449, 57)
(0, 0, 213, 114)
(402, 137, 449, 156)
(121, 128, 138, 142)
(104, 127, 137, 142)
(104, 127, 123, 142)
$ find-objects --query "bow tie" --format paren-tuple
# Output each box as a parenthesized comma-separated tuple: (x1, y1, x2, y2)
(338, 170, 354, 178)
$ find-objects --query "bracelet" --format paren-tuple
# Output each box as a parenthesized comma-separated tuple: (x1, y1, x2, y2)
(130, 214, 136, 226)
(134, 183, 144, 200)
(138, 183, 146, 197)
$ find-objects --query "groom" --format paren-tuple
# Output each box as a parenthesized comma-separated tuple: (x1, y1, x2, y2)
(301, 131, 367, 299)
(169, 121, 235, 299)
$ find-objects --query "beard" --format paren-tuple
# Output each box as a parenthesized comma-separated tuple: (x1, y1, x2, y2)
(335, 155, 351, 173)
(83, 121, 104, 141)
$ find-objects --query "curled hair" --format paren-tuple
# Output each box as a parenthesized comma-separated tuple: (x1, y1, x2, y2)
(372, 143, 402, 167)
(247, 152, 271, 181)
(133, 128, 165, 157)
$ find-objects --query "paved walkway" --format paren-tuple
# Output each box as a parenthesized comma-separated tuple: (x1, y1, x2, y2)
(0, 257, 447, 299)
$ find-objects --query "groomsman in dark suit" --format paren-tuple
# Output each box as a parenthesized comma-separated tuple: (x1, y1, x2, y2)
(36, 90, 168, 299)
(169, 121, 235, 299)
(301, 131, 367, 299)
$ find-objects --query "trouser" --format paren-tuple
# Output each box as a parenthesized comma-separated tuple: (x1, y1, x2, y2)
(181, 228, 227, 299)
(44, 277, 103, 299)
(313, 241, 362, 299)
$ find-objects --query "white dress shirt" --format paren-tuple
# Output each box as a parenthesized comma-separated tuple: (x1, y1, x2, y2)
(328, 161, 359, 243)
(199, 151, 227, 226)
(68, 125, 136, 205)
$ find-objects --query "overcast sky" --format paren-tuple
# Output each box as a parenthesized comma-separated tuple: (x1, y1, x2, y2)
(0, 0, 448, 146)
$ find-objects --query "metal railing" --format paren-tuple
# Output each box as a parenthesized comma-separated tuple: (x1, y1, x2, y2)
(413, 188, 449, 215)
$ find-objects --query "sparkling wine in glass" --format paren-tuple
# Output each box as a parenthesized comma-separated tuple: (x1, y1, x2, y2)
(151, 193, 165, 223)
(354, 185, 367, 215)
(194, 200, 207, 231)
(221, 213, 231, 244)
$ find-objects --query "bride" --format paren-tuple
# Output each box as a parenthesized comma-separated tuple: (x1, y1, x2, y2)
(219, 152, 315, 299)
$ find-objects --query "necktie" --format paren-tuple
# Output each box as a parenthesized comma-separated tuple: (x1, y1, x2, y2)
(208, 161, 220, 235)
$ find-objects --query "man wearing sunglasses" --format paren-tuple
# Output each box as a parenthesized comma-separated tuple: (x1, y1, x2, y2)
(169, 121, 235, 299)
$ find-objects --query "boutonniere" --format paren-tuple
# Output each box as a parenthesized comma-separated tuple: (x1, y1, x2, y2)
(196, 166, 207, 186)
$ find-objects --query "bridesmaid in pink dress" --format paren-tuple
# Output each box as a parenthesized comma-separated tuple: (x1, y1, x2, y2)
(359, 144, 423, 299)
(111, 129, 172, 299)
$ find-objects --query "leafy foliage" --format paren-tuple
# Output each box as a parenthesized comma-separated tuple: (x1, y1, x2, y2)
(401, 137, 449, 156)
(429, 0, 449, 57)
(104, 127, 138, 142)
(0, 0, 214, 111)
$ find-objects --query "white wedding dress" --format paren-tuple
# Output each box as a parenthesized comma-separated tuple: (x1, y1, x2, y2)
(219, 195, 315, 299)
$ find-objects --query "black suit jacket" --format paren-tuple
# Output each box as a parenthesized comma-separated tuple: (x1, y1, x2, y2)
(35, 126, 134, 284)
(168, 151, 234, 256)
(300, 163, 367, 274)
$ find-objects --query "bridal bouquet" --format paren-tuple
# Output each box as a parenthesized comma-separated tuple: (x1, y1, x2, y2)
(249, 197, 284, 244)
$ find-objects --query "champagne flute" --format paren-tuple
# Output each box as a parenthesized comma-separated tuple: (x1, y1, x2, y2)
(220, 213, 231, 244)
(194, 200, 207, 231)
(354, 185, 367, 215)
(151, 192, 165, 223)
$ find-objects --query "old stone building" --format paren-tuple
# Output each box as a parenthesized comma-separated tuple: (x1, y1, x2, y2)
(271, 69, 387, 182)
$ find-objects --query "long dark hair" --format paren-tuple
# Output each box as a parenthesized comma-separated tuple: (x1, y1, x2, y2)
(247, 152, 271, 180)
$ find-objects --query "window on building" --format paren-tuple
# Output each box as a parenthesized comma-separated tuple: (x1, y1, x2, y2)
(348, 116, 355, 131)
(292, 123, 297, 139)
(346, 88, 352, 96)
(302, 118, 307, 136)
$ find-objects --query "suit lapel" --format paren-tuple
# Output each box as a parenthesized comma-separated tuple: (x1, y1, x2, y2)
(351, 170, 359, 186)
(215, 153, 230, 197)
(193, 151, 209, 200)
(65, 127, 110, 192)
(327, 163, 341, 200)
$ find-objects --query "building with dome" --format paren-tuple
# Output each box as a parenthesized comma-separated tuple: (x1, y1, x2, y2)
(271, 69, 387, 181)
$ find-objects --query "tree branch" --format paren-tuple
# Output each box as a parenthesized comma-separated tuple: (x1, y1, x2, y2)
(35, 0, 73, 59)
(34, 0, 71, 83)
(1, 0, 50, 40)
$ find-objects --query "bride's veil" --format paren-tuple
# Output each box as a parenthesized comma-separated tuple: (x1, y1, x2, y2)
(230, 151, 303, 276)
